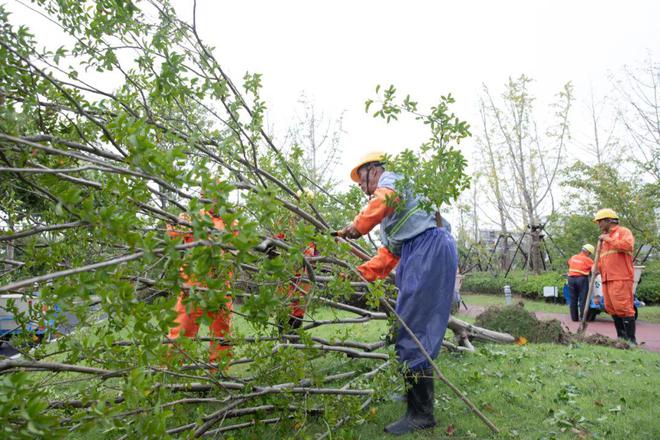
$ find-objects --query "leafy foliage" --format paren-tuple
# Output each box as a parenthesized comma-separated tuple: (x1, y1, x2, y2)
(561, 161, 659, 247)
(637, 260, 660, 304)
(545, 213, 598, 266)
(367, 86, 471, 213)
(0, 1, 474, 438)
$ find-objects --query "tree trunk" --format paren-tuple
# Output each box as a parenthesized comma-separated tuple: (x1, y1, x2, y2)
(5, 241, 14, 273)
(528, 226, 543, 274)
(448, 316, 516, 344)
(5, 216, 14, 273)
(500, 234, 510, 270)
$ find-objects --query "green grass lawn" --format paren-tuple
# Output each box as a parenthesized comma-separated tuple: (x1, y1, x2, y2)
(459, 292, 660, 324)
(227, 306, 660, 439)
(349, 343, 660, 440)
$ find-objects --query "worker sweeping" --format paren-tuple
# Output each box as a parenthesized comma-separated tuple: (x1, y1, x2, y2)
(166, 202, 234, 365)
(336, 151, 457, 435)
(566, 244, 595, 321)
(593, 208, 636, 344)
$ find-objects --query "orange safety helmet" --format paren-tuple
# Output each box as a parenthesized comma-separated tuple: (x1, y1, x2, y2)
(593, 208, 619, 223)
(350, 151, 386, 182)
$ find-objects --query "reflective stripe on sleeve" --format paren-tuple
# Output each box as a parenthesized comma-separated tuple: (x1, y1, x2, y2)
(600, 249, 633, 259)
(568, 269, 590, 276)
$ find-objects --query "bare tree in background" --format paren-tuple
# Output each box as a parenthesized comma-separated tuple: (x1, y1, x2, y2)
(286, 93, 345, 189)
(453, 173, 485, 272)
(476, 101, 519, 270)
(613, 57, 660, 181)
(580, 88, 621, 165)
(478, 75, 573, 274)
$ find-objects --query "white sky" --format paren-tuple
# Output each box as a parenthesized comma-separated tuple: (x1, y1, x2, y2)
(7, 0, 660, 227)
(178, 0, 660, 183)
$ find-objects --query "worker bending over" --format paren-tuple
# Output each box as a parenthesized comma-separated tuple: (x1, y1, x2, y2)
(336, 152, 457, 435)
(566, 244, 594, 321)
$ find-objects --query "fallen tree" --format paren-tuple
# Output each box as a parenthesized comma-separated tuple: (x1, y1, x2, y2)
(0, 1, 510, 438)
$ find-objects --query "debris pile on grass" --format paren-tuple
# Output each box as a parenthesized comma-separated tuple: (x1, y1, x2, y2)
(475, 303, 569, 344)
(573, 333, 631, 349)
(475, 304, 634, 349)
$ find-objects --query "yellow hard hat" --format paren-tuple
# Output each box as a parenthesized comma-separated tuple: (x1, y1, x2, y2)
(582, 244, 595, 255)
(350, 151, 386, 182)
(593, 208, 619, 222)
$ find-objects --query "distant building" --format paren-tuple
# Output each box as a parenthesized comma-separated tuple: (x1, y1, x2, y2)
(477, 229, 523, 248)
(478, 229, 499, 246)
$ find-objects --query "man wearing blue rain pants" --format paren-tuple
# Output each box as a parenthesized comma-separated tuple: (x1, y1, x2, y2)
(337, 152, 457, 435)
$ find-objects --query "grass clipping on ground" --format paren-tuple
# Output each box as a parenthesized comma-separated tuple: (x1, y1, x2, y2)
(475, 303, 630, 349)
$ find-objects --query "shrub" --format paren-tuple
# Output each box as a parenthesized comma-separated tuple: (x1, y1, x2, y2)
(462, 261, 660, 304)
(637, 260, 660, 304)
(462, 270, 565, 300)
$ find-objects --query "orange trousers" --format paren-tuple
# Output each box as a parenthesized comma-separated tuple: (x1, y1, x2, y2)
(602, 280, 635, 317)
(288, 280, 311, 319)
(168, 292, 232, 363)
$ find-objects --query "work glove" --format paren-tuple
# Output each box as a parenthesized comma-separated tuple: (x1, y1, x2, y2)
(254, 239, 279, 258)
(335, 224, 361, 239)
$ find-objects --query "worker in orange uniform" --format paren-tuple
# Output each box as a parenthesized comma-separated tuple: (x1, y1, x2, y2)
(566, 244, 595, 321)
(288, 242, 318, 330)
(166, 209, 233, 364)
(336, 152, 457, 435)
(271, 233, 318, 331)
(593, 208, 636, 344)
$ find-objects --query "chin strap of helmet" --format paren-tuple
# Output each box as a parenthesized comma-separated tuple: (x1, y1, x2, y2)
(365, 165, 372, 197)
(364, 163, 378, 197)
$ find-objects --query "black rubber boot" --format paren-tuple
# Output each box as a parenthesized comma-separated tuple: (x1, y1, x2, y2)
(288, 316, 303, 330)
(277, 316, 303, 336)
(613, 316, 625, 339)
(384, 368, 436, 435)
(622, 317, 637, 345)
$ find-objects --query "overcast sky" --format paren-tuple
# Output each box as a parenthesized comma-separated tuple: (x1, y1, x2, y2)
(175, 0, 659, 182)
(7, 0, 660, 227)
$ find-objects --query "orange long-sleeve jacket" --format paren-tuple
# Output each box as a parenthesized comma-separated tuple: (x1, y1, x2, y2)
(290, 242, 319, 318)
(598, 225, 635, 282)
(351, 188, 400, 281)
(167, 211, 226, 243)
(567, 253, 594, 277)
(167, 210, 229, 287)
(352, 188, 397, 234)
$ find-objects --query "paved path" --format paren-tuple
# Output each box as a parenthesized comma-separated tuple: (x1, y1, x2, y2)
(456, 304, 660, 353)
